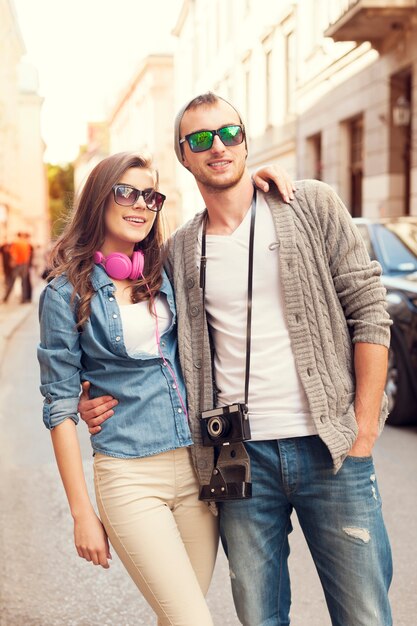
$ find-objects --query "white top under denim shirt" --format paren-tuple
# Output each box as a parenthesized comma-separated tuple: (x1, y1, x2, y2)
(37, 265, 192, 459)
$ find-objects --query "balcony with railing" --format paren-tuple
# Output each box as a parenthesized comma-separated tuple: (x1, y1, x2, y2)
(325, 1, 417, 47)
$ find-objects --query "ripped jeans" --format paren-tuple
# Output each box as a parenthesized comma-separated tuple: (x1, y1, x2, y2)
(219, 436, 392, 626)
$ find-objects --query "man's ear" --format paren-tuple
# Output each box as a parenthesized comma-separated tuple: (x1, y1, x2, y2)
(182, 153, 191, 170)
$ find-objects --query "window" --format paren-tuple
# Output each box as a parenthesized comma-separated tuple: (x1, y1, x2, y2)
(244, 64, 251, 126)
(285, 30, 296, 116)
(349, 116, 363, 217)
(308, 133, 322, 180)
(375, 225, 417, 273)
(265, 49, 273, 127)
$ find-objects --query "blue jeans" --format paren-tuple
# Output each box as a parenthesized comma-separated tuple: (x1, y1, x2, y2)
(219, 436, 392, 626)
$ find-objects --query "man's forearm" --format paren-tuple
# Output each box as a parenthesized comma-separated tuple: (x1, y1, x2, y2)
(352, 342, 388, 454)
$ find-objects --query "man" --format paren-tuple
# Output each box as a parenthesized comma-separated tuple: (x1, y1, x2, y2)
(80, 93, 392, 626)
(2, 232, 32, 303)
(0, 241, 13, 298)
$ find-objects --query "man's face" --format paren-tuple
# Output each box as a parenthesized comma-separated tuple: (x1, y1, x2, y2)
(180, 100, 247, 191)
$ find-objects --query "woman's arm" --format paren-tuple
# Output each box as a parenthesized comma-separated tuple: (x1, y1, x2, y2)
(38, 284, 111, 567)
(51, 418, 111, 568)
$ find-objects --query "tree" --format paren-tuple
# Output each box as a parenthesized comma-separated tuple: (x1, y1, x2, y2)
(46, 163, 74, 240)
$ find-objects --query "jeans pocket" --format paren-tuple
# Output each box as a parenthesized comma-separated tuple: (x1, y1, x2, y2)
(345, 454, 373, 463)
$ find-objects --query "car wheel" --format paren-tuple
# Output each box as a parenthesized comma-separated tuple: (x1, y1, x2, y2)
(386, 338, 417, 426)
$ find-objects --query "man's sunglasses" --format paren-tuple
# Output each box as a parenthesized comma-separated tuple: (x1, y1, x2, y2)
(112, 184, 166, 212)
(180, 124, 245, 153)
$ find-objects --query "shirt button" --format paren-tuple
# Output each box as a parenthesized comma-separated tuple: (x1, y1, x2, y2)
(113, 314, 118, 319)
(172, 384, 177, 389)
(109, 296, 115, 301)
(161, 341, 166, 347)
(178, 408, 182, 413)
(115, 336, 121, 342)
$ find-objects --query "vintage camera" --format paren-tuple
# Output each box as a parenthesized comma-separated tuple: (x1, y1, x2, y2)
(200, 403, 251, 447)
(199, 403, 252, 502)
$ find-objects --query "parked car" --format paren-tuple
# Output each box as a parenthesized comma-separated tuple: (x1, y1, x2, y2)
(353, 217, 417, 426)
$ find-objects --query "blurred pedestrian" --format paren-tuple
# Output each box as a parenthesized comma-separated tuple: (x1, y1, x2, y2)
(22, 232, 34, 302)
(2, 232, 32, 303)
(30, 243, 46, 283)
(0, 241, 13, 300)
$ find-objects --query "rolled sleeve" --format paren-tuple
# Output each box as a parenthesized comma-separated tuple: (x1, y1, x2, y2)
(38, 284, 83, 430)
(42, 394, 80, 430)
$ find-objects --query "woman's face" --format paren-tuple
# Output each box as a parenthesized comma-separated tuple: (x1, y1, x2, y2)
(102, 167, 158, 255)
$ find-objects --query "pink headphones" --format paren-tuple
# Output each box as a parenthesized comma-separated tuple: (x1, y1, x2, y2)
(93, 250, 145, 280)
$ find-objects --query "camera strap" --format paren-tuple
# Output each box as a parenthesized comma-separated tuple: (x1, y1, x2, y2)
(199, 187, 257, 413)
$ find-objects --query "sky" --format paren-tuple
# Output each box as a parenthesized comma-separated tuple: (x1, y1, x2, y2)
(13, 0, 183, 164)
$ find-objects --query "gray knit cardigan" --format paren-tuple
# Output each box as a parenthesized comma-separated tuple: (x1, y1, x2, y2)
(165, 179, 391, 488)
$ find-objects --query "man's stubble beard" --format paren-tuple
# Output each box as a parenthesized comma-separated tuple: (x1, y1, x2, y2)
(192, 158, 247, 194)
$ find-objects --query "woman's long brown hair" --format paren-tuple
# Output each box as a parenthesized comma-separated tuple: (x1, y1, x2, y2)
(48, 152, 165, 329)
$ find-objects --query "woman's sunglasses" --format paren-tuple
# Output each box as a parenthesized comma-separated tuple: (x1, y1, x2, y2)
(112, 184, 166, 212)
(179, 124, 245, 153)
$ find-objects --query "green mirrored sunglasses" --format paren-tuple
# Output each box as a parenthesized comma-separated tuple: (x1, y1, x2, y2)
(180, 124, 245, 153)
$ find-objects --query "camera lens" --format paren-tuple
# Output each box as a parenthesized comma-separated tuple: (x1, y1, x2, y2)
(207, 415, 230, 439)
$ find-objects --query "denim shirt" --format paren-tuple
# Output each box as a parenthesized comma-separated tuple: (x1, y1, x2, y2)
(37, 266, 192, 458)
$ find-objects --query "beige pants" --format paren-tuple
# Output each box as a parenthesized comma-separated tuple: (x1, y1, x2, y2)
(94, 447, 219, 626)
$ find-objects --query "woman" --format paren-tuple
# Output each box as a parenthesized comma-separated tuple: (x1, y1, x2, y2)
(38, 151, 293, 625)
(38, 152, 218, 626)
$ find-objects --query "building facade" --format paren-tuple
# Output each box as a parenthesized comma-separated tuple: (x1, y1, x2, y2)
(173, 0, 299, 220)
(0, 0, 48, 249)
(17, 61, 49, 244)
(73, 122, 110, 194)
(109, 54, 179, 232)
(172, 0, 417, 221)
(73, 54, 180, 233)
(299, 0, 417, 217)
(0, 0, 25, 245)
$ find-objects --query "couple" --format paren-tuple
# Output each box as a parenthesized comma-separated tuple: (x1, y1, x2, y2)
(38, 92, 393, 626)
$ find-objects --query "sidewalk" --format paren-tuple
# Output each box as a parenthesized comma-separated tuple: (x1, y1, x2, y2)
(0, 298, 38, 365)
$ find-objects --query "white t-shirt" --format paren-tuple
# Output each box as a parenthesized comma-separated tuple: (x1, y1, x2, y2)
(199, 192, 317, 440)
(119, 294, 172, 357)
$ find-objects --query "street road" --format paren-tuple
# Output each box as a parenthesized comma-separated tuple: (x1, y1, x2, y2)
(1, 304, 416, 625)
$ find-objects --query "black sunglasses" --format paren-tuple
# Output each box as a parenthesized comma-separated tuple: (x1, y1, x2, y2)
(112, 184, 166, 212)
(179, 124, 245, 153)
